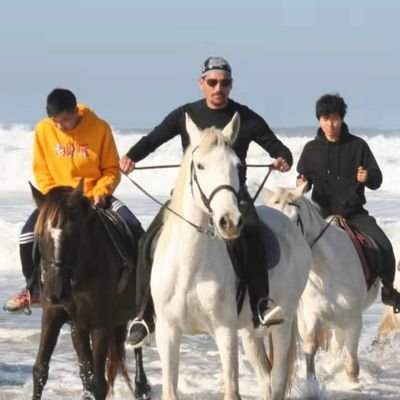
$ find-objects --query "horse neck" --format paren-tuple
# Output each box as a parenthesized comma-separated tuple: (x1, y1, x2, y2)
(298, 198, 330, 246)
(167, 146, 211, 230)
(157, 162, 213, 265)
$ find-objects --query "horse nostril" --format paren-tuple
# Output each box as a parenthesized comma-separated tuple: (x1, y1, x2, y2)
(219, 216, 229, 231)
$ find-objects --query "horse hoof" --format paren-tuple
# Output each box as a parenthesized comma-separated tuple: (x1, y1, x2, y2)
(135, 383, 152, 400)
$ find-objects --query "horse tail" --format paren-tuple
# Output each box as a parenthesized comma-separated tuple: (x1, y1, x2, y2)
(106, 325, 133, 392)
(376, 307, 400, 339)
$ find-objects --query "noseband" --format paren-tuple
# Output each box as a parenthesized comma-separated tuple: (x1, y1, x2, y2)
(189, 146, 239, 219)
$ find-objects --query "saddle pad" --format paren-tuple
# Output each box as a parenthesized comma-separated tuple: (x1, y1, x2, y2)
(260, 222, 281, 271)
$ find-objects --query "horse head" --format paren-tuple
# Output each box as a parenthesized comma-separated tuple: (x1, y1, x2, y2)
(184, 112, 243, 240)
(262, 182, 308, 220)
(31, 180, 90, 304)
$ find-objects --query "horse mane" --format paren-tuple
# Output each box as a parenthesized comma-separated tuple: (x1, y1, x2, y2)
(35, 187, 75, 236)
(157, 129, 228, 257)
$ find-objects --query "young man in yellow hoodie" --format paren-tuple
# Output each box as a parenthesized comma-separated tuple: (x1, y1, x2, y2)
(4, 88, 144, 313)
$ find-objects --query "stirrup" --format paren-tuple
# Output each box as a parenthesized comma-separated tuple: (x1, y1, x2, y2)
(23, 305, 33, 316)
(257, 297, 284, 327)
(127, 318, 151, 349)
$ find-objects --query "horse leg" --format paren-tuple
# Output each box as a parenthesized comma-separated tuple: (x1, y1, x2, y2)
(70, 324, 94, 398)
(155, 319, 182, 400)
(297, 302, 323, 381)
(133, 348, 151, 399)
(90, 328, 109, 400)
(214, 326, 241, 400)
(240, 329, 271, 400)
(32, 307, 67, 400)
(269, 319, 297, 400)
(304, 335, 318, 381)
(303, 319, 328, 381)
(343, 320, 362, 382)
(331, 326, 345, 359)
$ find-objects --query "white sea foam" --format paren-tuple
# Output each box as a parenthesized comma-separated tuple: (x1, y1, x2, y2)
(2, 124, 400, 195)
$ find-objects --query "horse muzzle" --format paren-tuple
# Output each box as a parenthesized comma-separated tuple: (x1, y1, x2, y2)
(216, 213, 243, 240)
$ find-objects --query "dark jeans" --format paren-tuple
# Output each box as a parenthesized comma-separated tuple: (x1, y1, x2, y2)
(228, 188, 269, 314)
(348, 213, 396, 287)
(136, 187, 269, 323)
(19, 196, 144, 292)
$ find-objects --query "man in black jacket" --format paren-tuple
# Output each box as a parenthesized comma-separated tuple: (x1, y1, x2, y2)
(297, 93, 400, 311)
(120, 56, 292, 346)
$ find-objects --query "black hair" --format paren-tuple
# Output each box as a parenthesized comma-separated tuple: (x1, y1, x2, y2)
(315, 93, 347, 119)
(46, 88, 77, 117)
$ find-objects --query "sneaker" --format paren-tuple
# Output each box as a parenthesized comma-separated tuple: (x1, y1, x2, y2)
(126, 319, 154, 348)
(3, 288, 40, 315)
(381, 287, 400, 313)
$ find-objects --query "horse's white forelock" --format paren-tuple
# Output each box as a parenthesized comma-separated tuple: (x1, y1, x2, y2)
(49, 227, 62, 262)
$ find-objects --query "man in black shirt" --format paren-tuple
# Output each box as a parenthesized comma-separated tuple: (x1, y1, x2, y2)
(297, 93, 400, 312)
(120, 56, 292, 346)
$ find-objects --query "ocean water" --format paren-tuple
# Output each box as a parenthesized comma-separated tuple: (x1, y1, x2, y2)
(0, 124, 399, 399)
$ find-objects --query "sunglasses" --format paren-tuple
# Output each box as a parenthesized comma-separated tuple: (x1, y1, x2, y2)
(205, 78, 232, 88)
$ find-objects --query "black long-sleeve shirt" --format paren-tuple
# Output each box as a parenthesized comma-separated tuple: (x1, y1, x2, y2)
(127, 99, 293, 186)
(297, 123, 382, 218)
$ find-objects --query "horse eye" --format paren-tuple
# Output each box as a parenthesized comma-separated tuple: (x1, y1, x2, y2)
(197, 163, 204, 170)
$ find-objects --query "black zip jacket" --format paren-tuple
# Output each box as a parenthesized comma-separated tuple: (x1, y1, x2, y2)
(127, 99, 292, 186)
(297, 123, 382, 218)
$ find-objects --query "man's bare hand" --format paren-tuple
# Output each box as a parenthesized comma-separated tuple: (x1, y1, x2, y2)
(119, 155, 136, 174)
(272, 157, 290, 172)
(357, 166, 368, 183)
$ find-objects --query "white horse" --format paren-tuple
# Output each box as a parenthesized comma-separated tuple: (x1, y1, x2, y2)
(150, 113, 311, 400)
(263, 184, 380, 383)
(376, 260, 400, 341)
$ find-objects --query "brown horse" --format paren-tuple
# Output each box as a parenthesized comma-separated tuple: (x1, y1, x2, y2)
(30, 182, 151, 400)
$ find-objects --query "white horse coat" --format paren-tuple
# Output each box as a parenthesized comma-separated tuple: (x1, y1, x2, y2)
(151, 113, 311, 400)
(263, 184, 380, 382)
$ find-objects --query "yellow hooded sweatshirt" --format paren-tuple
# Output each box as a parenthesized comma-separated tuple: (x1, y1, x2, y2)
(33, 104, 120, 201)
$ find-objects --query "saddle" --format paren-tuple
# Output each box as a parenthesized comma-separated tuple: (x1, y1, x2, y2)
(95, 208, 138, 293)
(336, 216, 380, 289)
(226, 221, 281, 314)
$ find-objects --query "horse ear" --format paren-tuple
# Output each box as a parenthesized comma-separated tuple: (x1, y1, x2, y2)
(221, 112, 240, 145)
(30, 182, 46, 208)
(69, 179, 84, 206)
(185, 113, 201, 147)
(292, 181, 308, 198)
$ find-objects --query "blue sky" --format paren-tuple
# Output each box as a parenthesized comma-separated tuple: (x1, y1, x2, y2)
(1, 1, 399, 129)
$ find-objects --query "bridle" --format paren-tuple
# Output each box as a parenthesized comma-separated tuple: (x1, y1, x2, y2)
(288, 200, 335, 248)
(34, 233, 76, 278)
(122, 147, 241, 238)
(189, 146, 239, 224)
